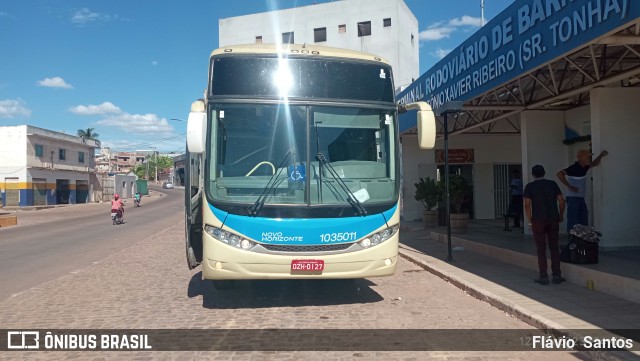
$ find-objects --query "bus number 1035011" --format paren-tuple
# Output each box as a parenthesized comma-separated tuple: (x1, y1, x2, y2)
(319, 232, 357, 243)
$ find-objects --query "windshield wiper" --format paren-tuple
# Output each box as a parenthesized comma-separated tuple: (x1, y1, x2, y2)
(315, 153, 367, 216)
(248, 148, 295, 217)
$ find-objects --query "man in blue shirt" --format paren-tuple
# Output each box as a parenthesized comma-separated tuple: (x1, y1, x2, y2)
(556, 149, 608, 233)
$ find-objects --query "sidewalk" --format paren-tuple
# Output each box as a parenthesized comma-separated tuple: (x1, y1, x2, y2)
(398, 225, 640, 361)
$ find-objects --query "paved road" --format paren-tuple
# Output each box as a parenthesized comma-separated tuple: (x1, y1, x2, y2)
(0, 216, 582, 360)
(0, 185, 183, 300)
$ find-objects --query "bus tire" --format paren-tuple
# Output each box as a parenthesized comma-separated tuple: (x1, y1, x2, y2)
(186, 244, 198, 269)
(212, 280, 236, 290)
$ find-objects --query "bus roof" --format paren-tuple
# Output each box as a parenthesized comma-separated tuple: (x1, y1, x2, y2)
(210, 43, 391, 66)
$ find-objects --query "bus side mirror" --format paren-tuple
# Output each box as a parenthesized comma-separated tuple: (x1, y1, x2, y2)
(403, 101, 436, 149)
(186, 100, 207, 153)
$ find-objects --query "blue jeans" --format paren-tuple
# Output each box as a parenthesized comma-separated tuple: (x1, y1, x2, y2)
(566, 196, 588, 233)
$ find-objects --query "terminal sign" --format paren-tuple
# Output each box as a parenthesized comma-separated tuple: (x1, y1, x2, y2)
(399, 0, 640, 132)
(435, 149, 475, 164)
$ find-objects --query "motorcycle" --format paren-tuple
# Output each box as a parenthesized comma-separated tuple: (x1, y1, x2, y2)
(111, 210, 124, 225)
(134, 198, 141, 207)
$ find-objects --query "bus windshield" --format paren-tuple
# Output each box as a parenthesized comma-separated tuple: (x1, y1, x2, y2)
(208, 104, 397, 211)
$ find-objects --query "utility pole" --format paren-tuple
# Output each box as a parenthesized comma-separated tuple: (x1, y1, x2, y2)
(481, 0, 486, 26)
(155, 150, 158, 184)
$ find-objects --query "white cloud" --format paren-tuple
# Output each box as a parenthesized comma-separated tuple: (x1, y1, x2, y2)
(70, 8, 127, 26)
(449, 15, 483, 27)
(37, 76, 73, 89)
(432, 48, 452, 59)
(0, 99, 32, 118)
(69, 102, 122, 115)
(71, 8, 101, 25)
(99, 139, 142, 150)
(97, 113, 174, 134)
(419, 26, 454, 41)
(151, 61, 158, 66)
(420, 15, 483, 42)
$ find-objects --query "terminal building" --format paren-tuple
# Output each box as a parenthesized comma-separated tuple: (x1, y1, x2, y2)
(219, 0, 640, 250)
(398, 0, 640, 249)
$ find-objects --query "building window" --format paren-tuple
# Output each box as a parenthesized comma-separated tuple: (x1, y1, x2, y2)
(282, 32, 294, 44)
(59, 148, 66, 161)
(256, 36, 262, 44)
(338, 24, 346, 33)
(411, 33, 415, 45)
(78, 151, 85, 163)
(383, 18, 391, 27)
(314, 27, 327, 42)
(35, 144, 44, 157)
(358, 21, 372, 37)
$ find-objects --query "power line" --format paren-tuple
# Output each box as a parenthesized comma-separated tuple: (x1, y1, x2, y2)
(104, 133, 186, 152)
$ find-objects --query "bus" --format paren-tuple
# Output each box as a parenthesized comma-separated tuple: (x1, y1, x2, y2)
(184, 44, 436, 289)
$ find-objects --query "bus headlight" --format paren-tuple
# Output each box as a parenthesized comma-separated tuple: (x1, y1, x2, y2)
(205, 225, 256, 251)
(358, 225, 399, 248)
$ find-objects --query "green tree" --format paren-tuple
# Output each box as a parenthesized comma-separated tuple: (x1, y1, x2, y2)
(439, 175, 472, 214)
(414, 177, 443, 210)
(134, 164, 147, 179)
(136, 155, 174, 181)
(77, 128, 101, 147)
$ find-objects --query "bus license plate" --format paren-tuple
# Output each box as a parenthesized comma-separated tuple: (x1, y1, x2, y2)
(291, 259, 324, 272)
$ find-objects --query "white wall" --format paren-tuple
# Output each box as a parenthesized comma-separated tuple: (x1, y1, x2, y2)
(400, 136, 433, 221)
(565, 105, 590, 137)
(0, 126, 28, 188)
(401, 133, 521, 222)
(0, 125, 27, 167)
(27, 135, 95, 172)
(218, 0, 418, 89)
(395, 0, 419, 87)
(521, 110, 569, 235)
(590, 88, 640, 249)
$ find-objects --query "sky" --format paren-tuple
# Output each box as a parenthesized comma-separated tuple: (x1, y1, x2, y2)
(0, 0, 513, 153)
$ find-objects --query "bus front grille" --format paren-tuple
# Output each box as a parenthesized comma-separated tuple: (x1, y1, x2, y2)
(261, 243, 352, 252)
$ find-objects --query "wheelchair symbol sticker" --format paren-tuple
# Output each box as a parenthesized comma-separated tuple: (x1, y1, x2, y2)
(291, 170, 302, 181)
(288, 164, 306, 182)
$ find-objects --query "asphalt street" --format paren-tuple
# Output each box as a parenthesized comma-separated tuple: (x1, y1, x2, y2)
(0, 185, 183, 300)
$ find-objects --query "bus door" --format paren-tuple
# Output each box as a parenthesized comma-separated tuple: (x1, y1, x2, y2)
(185, 150, 203, 269)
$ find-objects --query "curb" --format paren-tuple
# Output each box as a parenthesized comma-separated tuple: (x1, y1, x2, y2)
(398, 246, 640, 361)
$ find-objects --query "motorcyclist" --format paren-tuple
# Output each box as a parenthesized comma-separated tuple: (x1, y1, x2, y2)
(111, 194, 125, 222)
(134, 191, 141, 206)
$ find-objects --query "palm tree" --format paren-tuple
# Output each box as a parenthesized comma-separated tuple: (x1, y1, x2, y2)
(77, 128, 101, 147)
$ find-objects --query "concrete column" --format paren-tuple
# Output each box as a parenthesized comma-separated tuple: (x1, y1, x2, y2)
(590, 88, 640, 249)
(520, 110, 568, 236)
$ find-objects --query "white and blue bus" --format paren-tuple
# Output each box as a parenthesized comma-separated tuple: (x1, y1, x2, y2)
(185, 44, 435, 288)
